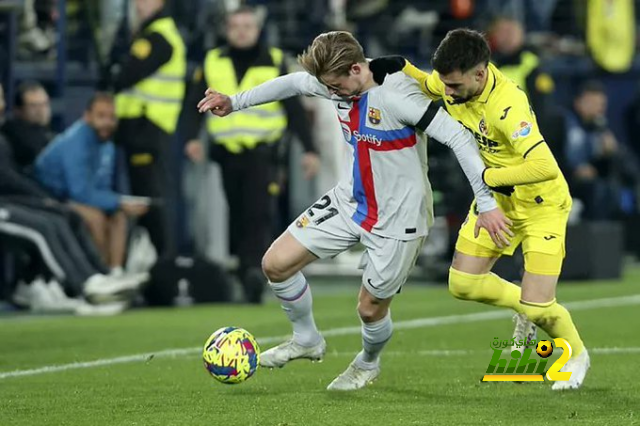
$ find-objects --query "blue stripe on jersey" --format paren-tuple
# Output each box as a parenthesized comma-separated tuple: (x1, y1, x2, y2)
(361, 125, 414, 141)
(351, 93, 371, 226)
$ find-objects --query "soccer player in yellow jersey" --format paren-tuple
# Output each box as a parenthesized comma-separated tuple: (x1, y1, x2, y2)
(371, 29, 589, 390)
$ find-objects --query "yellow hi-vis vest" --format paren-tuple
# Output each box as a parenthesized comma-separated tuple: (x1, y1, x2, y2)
(115, 17, 186, 134)
(204, 47, 287, 154)
(587, 0, 635, 73)
(497, 51, 539, 94)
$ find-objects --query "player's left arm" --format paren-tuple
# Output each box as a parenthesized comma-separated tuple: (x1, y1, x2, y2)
(484, 98, 560, 187)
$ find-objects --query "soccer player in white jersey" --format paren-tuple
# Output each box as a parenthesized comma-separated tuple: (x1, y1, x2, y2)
(198, 31, 512, 391)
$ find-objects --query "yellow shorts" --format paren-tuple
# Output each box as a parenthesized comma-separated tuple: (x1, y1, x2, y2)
(455, 203, 570, 276)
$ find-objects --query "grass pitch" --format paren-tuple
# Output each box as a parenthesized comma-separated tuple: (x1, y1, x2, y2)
(1, 268, 640, 426)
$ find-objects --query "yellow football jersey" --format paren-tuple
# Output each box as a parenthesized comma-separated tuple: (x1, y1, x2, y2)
(404, 62, 571, 218)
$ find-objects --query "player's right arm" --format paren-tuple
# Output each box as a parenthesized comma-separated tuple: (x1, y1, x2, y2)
(197, 72, 330, 116)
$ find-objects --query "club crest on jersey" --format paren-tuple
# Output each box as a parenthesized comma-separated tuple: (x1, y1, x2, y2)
(479, 118, 488, 135)
(368, 107, 381, 125)
(512, 121, 532, 140)
(295, 215, 310, 228)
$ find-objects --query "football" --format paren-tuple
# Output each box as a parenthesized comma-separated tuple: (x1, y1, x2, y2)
(202, 326, 260, 384)
(536, 340, 554, 358)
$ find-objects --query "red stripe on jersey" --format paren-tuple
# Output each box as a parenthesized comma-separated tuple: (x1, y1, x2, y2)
(368, 134, 418, 151)
(348, 98, 379, 232)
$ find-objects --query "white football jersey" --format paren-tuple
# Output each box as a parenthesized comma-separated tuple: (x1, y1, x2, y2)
(231, 71, 496, 241)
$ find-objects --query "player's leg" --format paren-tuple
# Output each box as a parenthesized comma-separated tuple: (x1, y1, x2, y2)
(518, 226, 589, 390)
(448, 208, 523, 312)
(327, 235, 424, 391)
(260, 192, 359, 368)
(450, 209, 537, 354)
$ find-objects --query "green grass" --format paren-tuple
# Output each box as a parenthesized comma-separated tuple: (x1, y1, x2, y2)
(1, 268, 640, 426)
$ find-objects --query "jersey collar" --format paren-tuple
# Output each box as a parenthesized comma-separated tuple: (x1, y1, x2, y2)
(477, 64, 497, 104)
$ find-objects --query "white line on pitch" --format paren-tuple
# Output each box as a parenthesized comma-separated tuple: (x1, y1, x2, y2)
(329, 347, 640, 357)
(1, 294, 638, 380)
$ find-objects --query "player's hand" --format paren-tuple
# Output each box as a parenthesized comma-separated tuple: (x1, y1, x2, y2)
(475, 208, 513, 249)
(121, 201, 149, 217)
(369, 56, 406, 84)
(197, 88, 233, 116)
(185, 140, 205, 163)
(301, 152, 320, 179)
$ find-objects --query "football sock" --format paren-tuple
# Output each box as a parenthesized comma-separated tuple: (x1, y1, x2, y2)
(520, 299, 585, 357)
(270, 271, 322, 347)
(448, 268, 522, 312)
(354, 311, 393, 369)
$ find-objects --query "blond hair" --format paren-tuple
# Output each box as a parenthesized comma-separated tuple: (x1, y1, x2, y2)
(298, 31, 366, 78)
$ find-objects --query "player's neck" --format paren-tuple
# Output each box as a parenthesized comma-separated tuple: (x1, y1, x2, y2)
(360, 65, 377, 93)
(473, 69, 489, 98)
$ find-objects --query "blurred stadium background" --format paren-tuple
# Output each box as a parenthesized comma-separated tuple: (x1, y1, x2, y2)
(1, 0, 640, 424)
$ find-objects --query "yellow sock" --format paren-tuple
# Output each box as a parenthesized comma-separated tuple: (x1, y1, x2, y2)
(448, 268, 522, 313)
(520, 299, 585, 356)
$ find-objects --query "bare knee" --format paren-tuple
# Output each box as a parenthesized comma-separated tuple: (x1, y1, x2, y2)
(262, 249, 294, 283)
(73, 205, 108, 242)
(357, 298, 388, 323)
(108, 211, 127, 233)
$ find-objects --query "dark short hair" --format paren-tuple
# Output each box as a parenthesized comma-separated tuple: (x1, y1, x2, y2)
(576, 80, 605, 98)
(14, 80, 47, 108)
(432, 28, 491, 75)
(86, 92, 114, 111)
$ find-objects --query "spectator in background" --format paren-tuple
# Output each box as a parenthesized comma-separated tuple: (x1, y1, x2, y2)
(488, 17, 555, 123)
(1, 81, 54, 173)
(183, 6, 319, 304)
(0, 85, 145, 313)
(563, 81, 637, 220)
(110, 0, 186, 258)
(35, 93, 150, 276)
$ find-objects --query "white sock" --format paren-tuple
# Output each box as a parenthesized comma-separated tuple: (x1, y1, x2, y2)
(110, 267, 124, 277)
(270, 271, 322, 347)
(354, 312, 393, 369)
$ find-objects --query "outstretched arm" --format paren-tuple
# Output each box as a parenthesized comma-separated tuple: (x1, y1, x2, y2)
(197, 72, 330, 116)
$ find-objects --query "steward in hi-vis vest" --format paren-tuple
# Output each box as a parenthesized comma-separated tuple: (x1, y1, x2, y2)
(182, 6, 319, 304)
(112, 0, 186, 257)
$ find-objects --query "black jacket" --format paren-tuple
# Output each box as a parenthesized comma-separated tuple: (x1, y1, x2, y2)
(112, 10, 174, 93)
(0, 133, 49, 198)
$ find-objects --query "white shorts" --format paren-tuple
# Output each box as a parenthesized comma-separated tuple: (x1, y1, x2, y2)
(288, 190, 426, 299)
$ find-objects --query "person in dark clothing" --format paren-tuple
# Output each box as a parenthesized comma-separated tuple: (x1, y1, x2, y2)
(562, 81, 638, 220)
(1, 81, 54, 172)
(183, 6, 319, 304)
(109, 0, 186, 258)
(0, 85, 146, 305)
